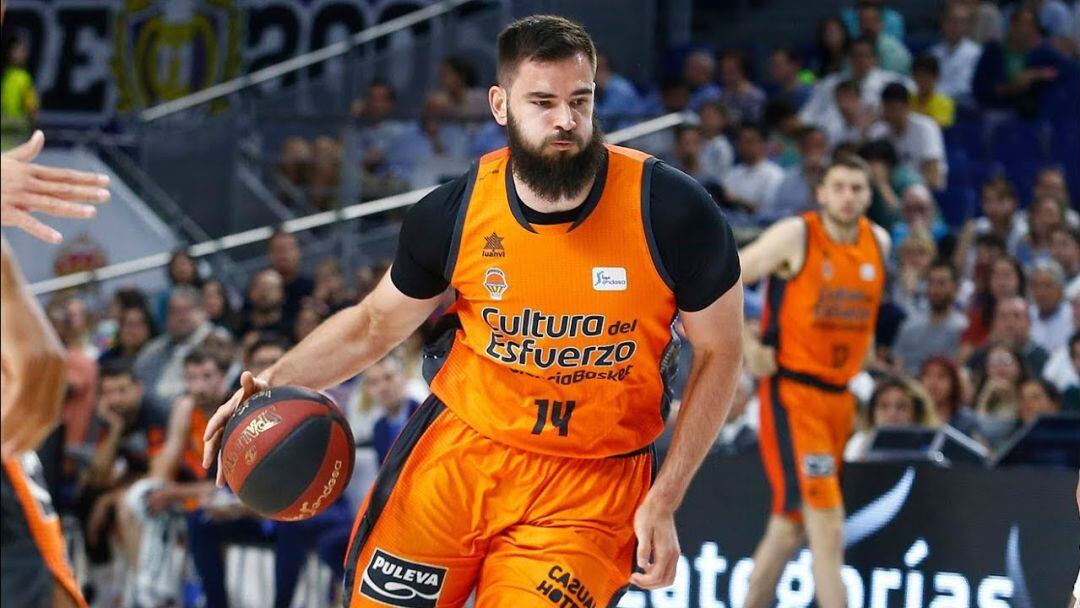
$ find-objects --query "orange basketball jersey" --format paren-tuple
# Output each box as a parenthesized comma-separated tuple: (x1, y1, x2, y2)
(762, 212, 885, 386)
(430, 145, 679, 458)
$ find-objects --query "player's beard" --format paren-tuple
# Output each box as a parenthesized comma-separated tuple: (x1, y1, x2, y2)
(506, 111, 606, 202)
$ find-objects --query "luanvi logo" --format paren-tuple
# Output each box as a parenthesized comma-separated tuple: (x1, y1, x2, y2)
(360, 549, 446, 607)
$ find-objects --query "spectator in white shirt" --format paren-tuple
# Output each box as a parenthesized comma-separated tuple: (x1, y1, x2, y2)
(1029, 259, 1076, 353)
(697, 100, 735, 185)
(858, 3, 912, 74)
(867, 82, 947, 190)
(1050, 226, 1080, 299)
(800, 37, 913, 133)
(763, 126, 828, 222)
(820, 79, 873, 148)
(721, 122, 785, 217)
(929, 2, 984, 99)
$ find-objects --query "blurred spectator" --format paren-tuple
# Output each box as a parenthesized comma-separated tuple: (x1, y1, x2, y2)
(293, 300, 329, 344)
(765, 47, 813, 110)
(237, 268, 291, 341)
(845, 375, 939, 461)
(892, 184, 950, 250)
(202, 326, 240, 388)
(1028, 258, 1075, 352)
(672, 124, 708, 182)
(312, 257, 354, 313)
(682, 49, 722, 110)
(267, 230, 314, 326)
(202, 279, 241, 337)
(968, 296, 1049, 379)
(388, 92, 470, 188)
(77, 363, 166, 574)
(1015, 377, 1063, 433)
(1050, 226, 1080, 298)
(277, 137, 313, 205)
(1016, 195, 1067, 264)
(973, 7, 1069, 117)
(763, 125, 828, 222)
(53, 295, 101, 360)
(972, 341, 1027, 447)
(348, 80, 411, 199)
(893, 261, 968, 375)
(697, 100, 735, 185)
(595, 50, 643, 128)
(861, 138, 921, 233)
(366, 354, 422, 465)
(812, 16, 851, 78)
(1, 31, 39, 151)
(437, 56, 489, 120)
(718, 50, 766, 123)
(712, 368, 759, 453)
(720, 123, 784, 217)
(954, 0, 1005, 44)
(94, 287, 151, 353)
(309, 135, 342, 210)
(857, 2, 912, 74)
(800, 37, 912, 136)
(891, 229, 937, 316)
(763, 98, 804, 168)
(929, 3, 984, 100)
(841, 0, 906, 41)
(963, 253, 1027, 355)
(1052, 330, 1080, 409)
(148, 350, 269, 608)
(157, 249, 204, 324)
(919, 356, 983, 439)
(956, 178, 1027, 270)
(1003, 0, 1076, 39)
(868, 82, 947, 190)
(1042, 296, 1080, 391)
(47, 298, 101, 456)
(910, 55, 956, 127)
(820, 79, 872, 149)
(99, 302, 158, 368)
(1033, 167, 1075, 208)
(134, 286, 214, 412)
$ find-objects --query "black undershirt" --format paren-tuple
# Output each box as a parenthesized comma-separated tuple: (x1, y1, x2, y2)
(390, 155, 740, 312)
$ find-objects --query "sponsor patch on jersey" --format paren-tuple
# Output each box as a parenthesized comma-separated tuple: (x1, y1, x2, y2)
(484, 268, 508, 300)
(859, 263, 876, 281)
(803, 453, 836, 478)
(482, 232, 505, 258)
(592, 267, 628, 291)
(360, 549, 446, 607)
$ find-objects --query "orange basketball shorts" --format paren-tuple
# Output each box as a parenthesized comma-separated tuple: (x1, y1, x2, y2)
(757, 373, 856, 519)
(342, 396, 654, 607)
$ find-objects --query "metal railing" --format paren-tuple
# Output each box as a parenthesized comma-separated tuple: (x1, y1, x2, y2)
(30, 112, 691, 295)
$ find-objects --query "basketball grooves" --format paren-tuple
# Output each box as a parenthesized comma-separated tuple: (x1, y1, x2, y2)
(238, 416, 332, 515)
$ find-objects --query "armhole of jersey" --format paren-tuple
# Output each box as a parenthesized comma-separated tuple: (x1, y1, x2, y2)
(442, 163, 479, 282)
(785, 215, 812, 280)
(640, 157, 676, 292)
(868, 221, 888, 272)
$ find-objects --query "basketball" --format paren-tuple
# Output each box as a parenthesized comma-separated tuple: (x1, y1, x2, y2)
(220, 386, 355, 521)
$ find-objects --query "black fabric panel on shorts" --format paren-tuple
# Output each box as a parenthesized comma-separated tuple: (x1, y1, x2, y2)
(0, 462, 55, 608)
(769, 376, 803, 513)
(239, 416, 332, 515)
(342, 395, 447, 605)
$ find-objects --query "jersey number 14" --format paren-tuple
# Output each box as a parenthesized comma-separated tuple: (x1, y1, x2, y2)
(531, 399, 575, 437)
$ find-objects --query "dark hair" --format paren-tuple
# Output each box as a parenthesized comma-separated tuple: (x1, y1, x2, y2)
(881, 82, 910, 104)
(834, 78, 859, 97)
(973, 231, 1007, 252)
(1021, 377, 1061, 405)
(913, 54, 940, 77)
(763, 98, 797, 130)
(1050, 224, 1080, 247)
(368, 79, 396, 101)
(167, 249, 203, 288)
(929, 259, 960, 283)
(202, 279, 236, 323)
(738, 121, 768, 139)
(860, 138, 899, 167)
(120, 301, 160, 341)
(268, 228, 297, 247)
(815, 16, 850, 77)
(99, 360, 139, 383)
(1070, 331, 1080, 352)
(993, 255, 1028, 297)
(772, 46, 802, 65)
(183, 348, 228, 374)
(496, 15, 596, 85)
(674, 123, 702, 139)
(443, 56, 479, 88)
(982, 176, 1018, 201)
(797, 125, 824, 146)
(245, 332, 293, 361)
(868, 375, 934, 427)
(821, 153, 871, 185)
(919, 356, 963, 417)
(114, 287, 150, 311)
(719, 49, 750, 78)
(851, 35, 877, 54)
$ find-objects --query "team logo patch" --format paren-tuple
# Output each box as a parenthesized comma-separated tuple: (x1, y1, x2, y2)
(592, 267, 628, 291)
(482, 232, 506, 258)
(484, 268, 508, 300)
(360, 549, 446, 607)
(803, 453, 836, 478)
(859, 263, 876, 281)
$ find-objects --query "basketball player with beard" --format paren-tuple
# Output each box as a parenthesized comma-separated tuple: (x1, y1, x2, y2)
(204, 15, 744, 605)
(739, 155, 890, 608)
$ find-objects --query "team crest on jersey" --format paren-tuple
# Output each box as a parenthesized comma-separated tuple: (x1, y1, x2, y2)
(859, 263, 877, 281)
(482, 232, 506, 258)
(484, 268, 508, 300)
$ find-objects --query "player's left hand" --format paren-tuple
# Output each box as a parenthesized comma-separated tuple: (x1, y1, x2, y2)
(629, 493, 680, 589)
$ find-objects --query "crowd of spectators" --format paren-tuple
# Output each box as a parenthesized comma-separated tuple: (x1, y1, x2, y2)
(28, 0, 1080, 605)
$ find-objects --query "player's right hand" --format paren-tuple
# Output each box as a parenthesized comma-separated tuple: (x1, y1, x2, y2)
(1, 130, 110, 244)
(745, 341, 777, 378)
(202, 371, 269, 487)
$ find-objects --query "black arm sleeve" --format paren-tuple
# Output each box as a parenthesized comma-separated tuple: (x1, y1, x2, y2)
(649, 161, 742, 312)
(389, 174, 469, 299)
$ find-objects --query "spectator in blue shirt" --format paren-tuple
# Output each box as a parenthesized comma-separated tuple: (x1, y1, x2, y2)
(682, 49, 723, 110)
(841, 0, 906, 41)
(366, 354, 422, 465)
(765, 47, 813, 110)
(595, 50, 643, 129)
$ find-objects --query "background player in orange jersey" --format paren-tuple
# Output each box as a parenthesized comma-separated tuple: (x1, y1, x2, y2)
(738, 154, 891, 608)
(202, 14, 745, 606)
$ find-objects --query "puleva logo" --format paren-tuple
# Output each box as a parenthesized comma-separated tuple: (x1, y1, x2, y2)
(592, 267, 628, 291)
(360, 549, 446, 608)
(484, 268, 508, 300)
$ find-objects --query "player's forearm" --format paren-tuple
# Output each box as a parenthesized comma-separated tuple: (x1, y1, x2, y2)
(649, 343, 742, 509)
(261, 299, 403, 391)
